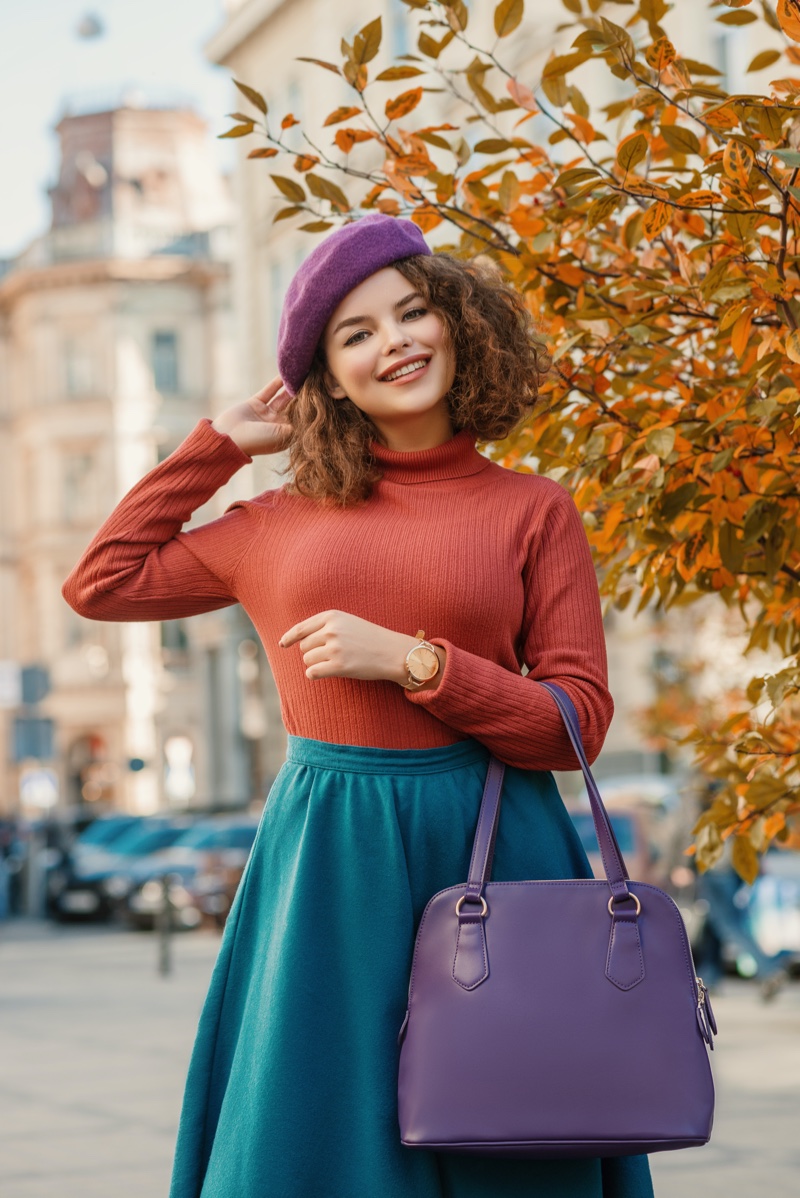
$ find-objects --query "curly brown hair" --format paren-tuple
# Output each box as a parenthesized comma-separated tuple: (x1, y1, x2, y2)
(275, 252, 552, 507)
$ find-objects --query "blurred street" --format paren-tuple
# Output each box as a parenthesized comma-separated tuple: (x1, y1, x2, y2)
(0, 920, 798, 1198)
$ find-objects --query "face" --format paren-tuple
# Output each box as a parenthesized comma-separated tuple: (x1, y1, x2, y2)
(320, 266, 456, 448)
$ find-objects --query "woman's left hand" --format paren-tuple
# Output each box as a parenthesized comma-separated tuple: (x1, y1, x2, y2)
(278, 610, 440, 688)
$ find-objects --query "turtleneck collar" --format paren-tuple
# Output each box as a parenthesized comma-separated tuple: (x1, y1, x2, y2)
(369, 427, 491, 485)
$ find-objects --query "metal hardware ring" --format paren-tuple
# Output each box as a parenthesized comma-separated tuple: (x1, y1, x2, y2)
(455, 894, 488, 917)
(607, 892, 641, 917)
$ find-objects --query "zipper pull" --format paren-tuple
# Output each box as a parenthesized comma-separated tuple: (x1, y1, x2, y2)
(695, 976, 717, 1048)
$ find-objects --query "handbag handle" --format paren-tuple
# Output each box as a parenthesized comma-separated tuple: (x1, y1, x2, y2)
(462, 681, 634, 908)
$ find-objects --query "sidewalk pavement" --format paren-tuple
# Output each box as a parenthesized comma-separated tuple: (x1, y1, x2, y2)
(1, 918, 798, 1197)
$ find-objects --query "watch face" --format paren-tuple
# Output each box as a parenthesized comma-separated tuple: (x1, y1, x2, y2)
(408, 645, 438, 681)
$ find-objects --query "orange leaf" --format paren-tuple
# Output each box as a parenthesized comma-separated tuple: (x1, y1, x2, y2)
(555, 263, 584, 286)
(334, 128, 374, 153)
(705, 106, 738, 130)
(506, 77, 538, 112)
(565, 112, 595, 143)
(680, 190, 722, 207)
(281, 114, 299, 130)
(723, 138, 755, 187)
(777, 0, 800, 42)
(731, 310, 754, 359)
(642, 201, 671, 239)
(323, 106, 363, 127)
(645, 37, 676, 71)
(411, 207, 443, 232)
(763, 812, 786, 839)
(293, 154, 319, 171)
(385, 88, 423, 120)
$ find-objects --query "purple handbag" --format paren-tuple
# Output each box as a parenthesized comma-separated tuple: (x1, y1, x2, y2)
(397, 681, 717, 1158)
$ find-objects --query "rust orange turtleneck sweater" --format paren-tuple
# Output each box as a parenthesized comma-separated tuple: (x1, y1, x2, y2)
(62, 419, 613, 771)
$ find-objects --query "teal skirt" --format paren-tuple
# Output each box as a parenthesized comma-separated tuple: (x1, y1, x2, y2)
(168, 735, 654, 1198)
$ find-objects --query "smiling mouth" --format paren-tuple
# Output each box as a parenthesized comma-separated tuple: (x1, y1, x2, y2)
(380, 357, 431, 383)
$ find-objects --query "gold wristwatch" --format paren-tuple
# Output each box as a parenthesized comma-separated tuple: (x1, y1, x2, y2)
(401, 630, 440, 691)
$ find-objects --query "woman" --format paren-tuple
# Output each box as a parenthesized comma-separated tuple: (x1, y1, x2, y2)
(62, 214, 653, 1197)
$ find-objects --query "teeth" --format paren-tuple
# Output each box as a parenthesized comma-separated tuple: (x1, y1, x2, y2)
(383, 359, 428, 382)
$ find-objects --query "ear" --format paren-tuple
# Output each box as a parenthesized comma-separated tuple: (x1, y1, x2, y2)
(324, 369, 347, 400)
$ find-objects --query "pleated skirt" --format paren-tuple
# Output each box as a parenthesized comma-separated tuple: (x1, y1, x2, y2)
(168, 734, 654, 1198)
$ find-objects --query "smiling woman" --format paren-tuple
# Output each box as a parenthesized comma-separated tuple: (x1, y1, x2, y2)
(319, 268, 457, 453)
(275, 233, 552, 507)
(61, 214, 649, 1198)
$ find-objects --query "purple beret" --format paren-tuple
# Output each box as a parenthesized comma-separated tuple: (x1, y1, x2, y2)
(277, 213, 432, 395)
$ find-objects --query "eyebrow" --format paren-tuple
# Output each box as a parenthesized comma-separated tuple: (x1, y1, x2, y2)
(332, 292, 423, 336)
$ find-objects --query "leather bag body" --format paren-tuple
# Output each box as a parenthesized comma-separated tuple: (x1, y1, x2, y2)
(396, 681, 717, 1158)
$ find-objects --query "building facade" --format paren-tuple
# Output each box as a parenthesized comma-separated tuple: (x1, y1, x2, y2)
(0, 100, 274, 819)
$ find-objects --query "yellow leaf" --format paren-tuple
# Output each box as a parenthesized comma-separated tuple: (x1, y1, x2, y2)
(353, 16, 382, 65)
(785, 329, 800, 363)
(494, 0, 524, 38)
(731, 834, 759, 885)
(747, 49, 782, 72)
(233, 80, 267, 114)
(616, 132, 648, 173)
(270, 175, 306, 202)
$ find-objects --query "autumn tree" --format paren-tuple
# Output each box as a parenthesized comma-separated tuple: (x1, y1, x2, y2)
(223, 0, 800, 880)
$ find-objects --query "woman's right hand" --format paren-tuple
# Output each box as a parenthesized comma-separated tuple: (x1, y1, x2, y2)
(211, 376, 293, 456)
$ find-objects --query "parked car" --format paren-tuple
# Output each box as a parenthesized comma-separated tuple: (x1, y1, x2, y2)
(124, 816, 260, 930)
(726, 848, 800, 976)
(569, 774, 694, 893)
(71, 814, 144, 856)
(50, 815, 197, 921)
(566, 806, 667, 887)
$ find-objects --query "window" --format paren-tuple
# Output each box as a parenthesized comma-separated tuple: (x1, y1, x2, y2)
(152, 330, 180, 393)
(64, 338, 95, 397)
(161, 620, 189, 654)
(62, 451, 98, 525)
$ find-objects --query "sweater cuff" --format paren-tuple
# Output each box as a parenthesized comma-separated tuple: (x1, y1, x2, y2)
(401, 637, 488, 722)
(191, 418, 254, 469)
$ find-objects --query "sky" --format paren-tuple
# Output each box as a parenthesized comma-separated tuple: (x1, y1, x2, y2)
(0, 0, 235, 258)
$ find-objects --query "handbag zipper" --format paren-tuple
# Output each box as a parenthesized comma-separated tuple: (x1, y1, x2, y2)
(695, 975, 718, 1050)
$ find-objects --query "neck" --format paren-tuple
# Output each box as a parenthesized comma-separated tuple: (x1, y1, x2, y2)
(369, 409, 454, 453)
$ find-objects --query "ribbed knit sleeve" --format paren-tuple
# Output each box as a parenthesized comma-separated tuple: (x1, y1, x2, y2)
(402, 490, 613, 771)
(61, 419, 254, 622)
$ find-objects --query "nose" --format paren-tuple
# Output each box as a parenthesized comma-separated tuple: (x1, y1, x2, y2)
(381, 318, 413, 357)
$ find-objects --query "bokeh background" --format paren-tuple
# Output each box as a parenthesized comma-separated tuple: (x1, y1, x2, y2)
(0, 2, 797, 1196)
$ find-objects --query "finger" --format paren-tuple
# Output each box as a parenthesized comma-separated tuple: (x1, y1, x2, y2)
(251, 376, 285, 405)
(264, 388, 291, 412)
(302, 647, 331, 669)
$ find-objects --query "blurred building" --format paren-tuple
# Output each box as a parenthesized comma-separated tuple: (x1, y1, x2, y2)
(0, 97, 273, 819)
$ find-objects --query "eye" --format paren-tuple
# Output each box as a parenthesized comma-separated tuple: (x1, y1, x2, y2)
(344, 328, 370, 347)
(403, 306, 427, 320)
